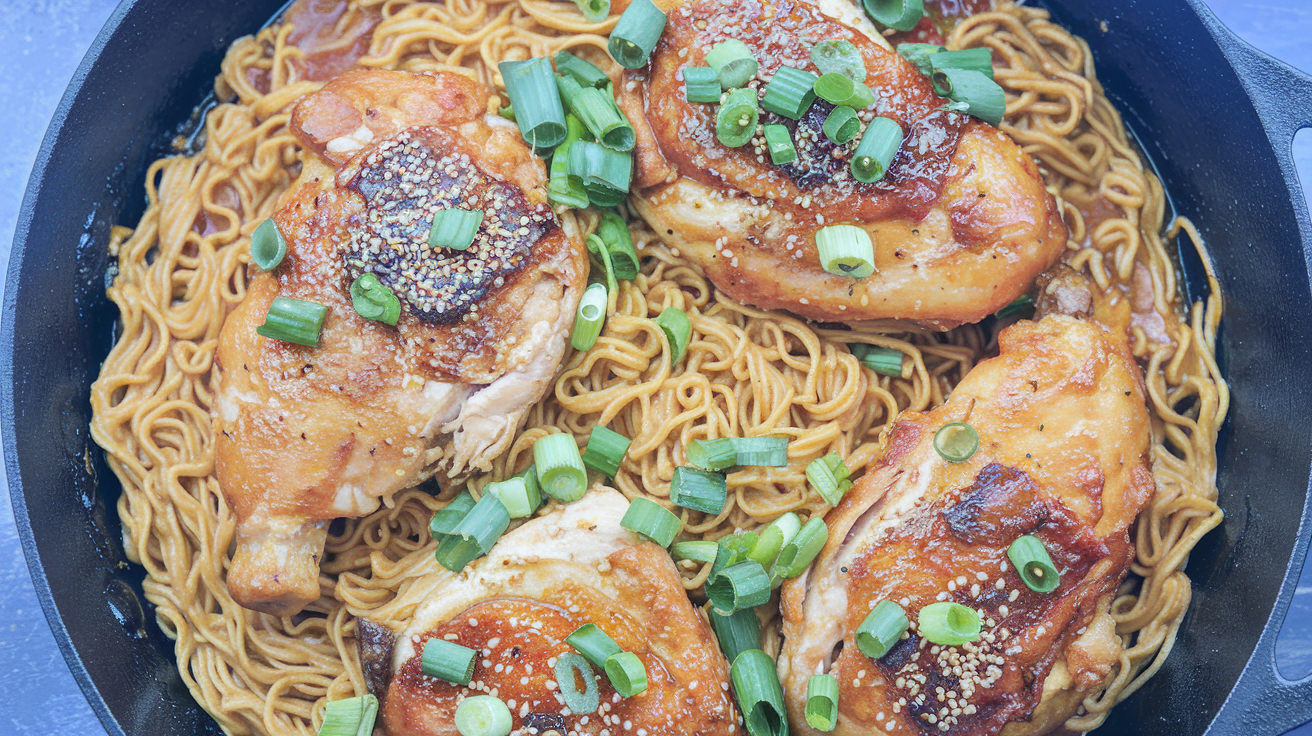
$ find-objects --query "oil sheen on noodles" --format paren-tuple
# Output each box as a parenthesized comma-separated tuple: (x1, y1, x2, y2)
(87, 0, 1226, 734)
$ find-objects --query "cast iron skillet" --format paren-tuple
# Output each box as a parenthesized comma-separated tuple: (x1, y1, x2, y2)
(3, 0, 1312, 734)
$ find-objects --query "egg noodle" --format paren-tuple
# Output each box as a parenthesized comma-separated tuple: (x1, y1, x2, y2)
(88, 0, 1226, 733)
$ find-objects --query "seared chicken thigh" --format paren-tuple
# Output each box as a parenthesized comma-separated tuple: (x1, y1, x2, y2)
(778, 315, 1154, 735)
(619, 0, 1066, 327)
(355, 488, 739, 736)
(215, 69, 586, 615)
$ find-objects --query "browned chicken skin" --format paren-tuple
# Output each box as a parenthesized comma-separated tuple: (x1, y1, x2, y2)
(779, 315, 1154, 735)
(214, 69, 586, 615)
(619, 0, 1066, 327)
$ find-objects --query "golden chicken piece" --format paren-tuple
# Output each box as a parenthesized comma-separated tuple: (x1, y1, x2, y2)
(778, 315, 1155, 735)
(617, 0, 1066, 327)
(352, 488, 740, 736)
(214, 69, 587, 615)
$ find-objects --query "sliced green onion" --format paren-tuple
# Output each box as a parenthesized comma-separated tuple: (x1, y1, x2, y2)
(995, 293, 1035, 318)
(811, 40, 866, 82)
(670, 466, 728, 514)
(454, 695, 512, 736)
(257, 296, 328, 348)
(421, 638, 477, 685)
(549, 116, 590, 209)
(687, 438, 738, 471)
(570, 282, 608, 352)
(805, 674, 839, 732)
(571, 0, 610, 23)
(855, 600, 909, 659)
(898, 42, 942, 76)
(567, 624, 622, 669)
(484, 476, 540, 519)
(620, 497, 681, 547)
(608, 0, 667, 69)
(761, 67, 818, 120)
(705, 39, 758, 89)
(250, 218, 287, 271)
(929, 47, 994, 79)
(428, 208, 484, 251)
(862, 0, 924, 32)
(596, 211, 640, 280)
(731, 437, 789, 467)
(932, 68, 1005, 126)
(746, 512, 800, 568)
(813, 73, 873, 109)
(917, 601, 981, 646)
(715, 87, 759, 148)
(683, 66, 723, 103)
(710, 530, 759, 580)
(849, 343, 905, 377)
(1009, 535, 1061, 593)
(850, 116, 903, 184)
(556, 50, 610, 88)
(709, 607, 761, 665)
(731, 650, 788, 736)
(533, 433, 588, 502)
(498, 104, 516, 121)
(586, 232, 619, 296)
(933, 421, 978, 463)
(816, 224, 875, 278)
(434, 492, 511, 572)
(556, 74, 634, 152)
(499, 58, 567, 152)
(654, 306, 691, 364)
(349, 273, 402, 326)
(806, 452, 852, 506)
(429, 491, 476, 538)
(319, 694, 378, 736)
(569, 141, 633, 205)
(821, 106, 860, 145)
(770, 516, 828, 580)
(554, 652, 600, 714)
(582, 425, 631, 477)
(605, 652, 648, 697)
(707, 559, 771, 615)
(672, 540, 718, 563)
(762, 124, 797, 165)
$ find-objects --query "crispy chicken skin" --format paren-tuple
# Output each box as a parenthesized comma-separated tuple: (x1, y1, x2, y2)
(368, 488, 739, 736)
(215, 69, 587, 615)
(779, 315, 1155, 735)
(618, 0, 1066, 327)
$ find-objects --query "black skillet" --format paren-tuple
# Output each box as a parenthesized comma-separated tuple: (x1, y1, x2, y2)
(3, 0, 1312, 734)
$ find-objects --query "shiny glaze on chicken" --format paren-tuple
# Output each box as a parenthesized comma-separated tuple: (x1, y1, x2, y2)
(214, 69, 586, 615)
(779, 316, 1154, 735)
(618, 0, 1066, 327)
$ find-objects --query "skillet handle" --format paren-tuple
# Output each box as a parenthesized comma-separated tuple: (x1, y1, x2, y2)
(1201, 9, 1312, 147)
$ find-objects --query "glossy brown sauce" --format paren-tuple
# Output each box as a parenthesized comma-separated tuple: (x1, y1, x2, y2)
(887, 0, 992, 46)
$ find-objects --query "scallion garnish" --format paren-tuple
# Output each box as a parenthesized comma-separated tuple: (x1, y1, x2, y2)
(319, 694, 378, 736)
(705, 39, 759, 89)
(710, 530, 759, 580)
(453, 695, 512, 736)
(605, 651, 648, 697)
(683, 66, 723, 103)
(806, 452, 852, 506)
(556, 74, 635, 152)
(620, 496, 681, 547)
(608, 0, 667, 69)
(929, 47, 994, 79)
(688, 438, 737, 471)
(549, 115, 590, 209)
(569, 141, 633, 206)
(428, 208, 484, 251)
(499, 58, 568, 152)
(570, 282, 608, 352)
(707, 559, 771, 614)
(762, 124, 797, 165)
(672, 540, 719, 563)
(850, 116, 904, 184)
(849, 343, 905, 377)
(761, 67, 818, 120)
(654, 306, 691, 364)
(862, 0, 924, 32)
(571, 0, 611, 23)
(811, 39, 866, 82)
(731, 437, 789, 466)
(421, 638, 477, 685)
(554, 652, 601, 714)
(555, 50, 610, 88)
(709, 607, 761, 665)
(917, 601, 981, 646)
(587, 232, 619, 296)
(933, 421, 978, 463)
(429, 491, 476, 538)
(715, 87, 759, 148)
(567, 623, 623, 669)
(731, 649, 788, 736)
(670, 466, 728, 514)
(821, 106, 860, 145)
(805, 674, 839, 732)
(1008, 535, 1061, 593)
(855, 600, 909, 659)
(484, 476, 540, 519)
(931, 67, 1005, 126)
(898, 42, 942, 76)
(533, 433, 588, 502)
(582, 425, 631, 477)
(816, 224, 875, 278)
(813, 73, 873, 109)
(257, 296, 328, 348)
(596, 211, 640, 280)
(250, 218, 287, 271)
(749, 512, 801, 569)
(349, 273, 402, 326)
(433, 492, 511, 572)
(770, 516, 828, 581)
(995, 293, 1035, 319)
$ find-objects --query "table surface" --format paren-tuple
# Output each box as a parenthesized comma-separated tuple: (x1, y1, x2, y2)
(2, 1, 1310, 734)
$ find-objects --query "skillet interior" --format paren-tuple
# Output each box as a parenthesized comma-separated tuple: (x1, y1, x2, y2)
(2, 1, 1310, 734)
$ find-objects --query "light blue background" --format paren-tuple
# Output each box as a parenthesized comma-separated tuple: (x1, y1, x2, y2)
(0, 1, 1309, 734)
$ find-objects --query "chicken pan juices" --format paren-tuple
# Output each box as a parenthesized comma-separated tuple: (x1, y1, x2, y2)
(88, 0, 1227, 734)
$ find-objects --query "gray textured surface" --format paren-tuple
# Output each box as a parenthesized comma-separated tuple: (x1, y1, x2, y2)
(0, 1, 1309, 734)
